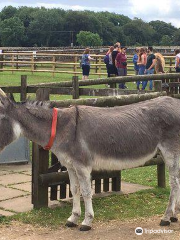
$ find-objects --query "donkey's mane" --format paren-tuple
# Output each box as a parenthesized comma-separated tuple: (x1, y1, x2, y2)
(17, 100, 52, 109)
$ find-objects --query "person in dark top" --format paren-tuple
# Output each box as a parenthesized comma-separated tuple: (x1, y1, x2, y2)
(115, 46, 127, 89)
(111, 44, 119, 76)
(104, 46, 114, 77)
(143, 46, 156, 90)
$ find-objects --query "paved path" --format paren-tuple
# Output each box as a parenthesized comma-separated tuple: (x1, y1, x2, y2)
(0, 163, 152, 217)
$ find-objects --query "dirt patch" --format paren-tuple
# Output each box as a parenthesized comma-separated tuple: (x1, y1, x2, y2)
(0, 216, 179, 240)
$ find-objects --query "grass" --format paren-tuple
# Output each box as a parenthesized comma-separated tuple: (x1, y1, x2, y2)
(0, 70, 137, 102)
(0, 166, 170, 228)
(0, 70, 171, 228)
(122, 165, 169, 188)
(4, 188, 169, 229)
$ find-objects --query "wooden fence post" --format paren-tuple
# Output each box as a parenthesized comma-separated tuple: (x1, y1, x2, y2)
(50, 153, 59, 200)
(74, 56, 78, 75)
(154, 80, 162, 92)
(16, 55, 19, 69)
(31, 54, 35, 74)
(98, 56, 102, 78)
(95, 57, 98, 73)
(169, 58, 172, 73)
(32, 88, 50, 209)
(112, 171, 121, 192)
(52, 55, 56, 77)
(110, 74, 117, 88)
(11, 54, 14, 74)
(0, 51, 3, 71)
(157, 164, 166, 188)
(20, 75, 27, 101)
(72, 76, 79, 99)
(154, 80, 166, 188)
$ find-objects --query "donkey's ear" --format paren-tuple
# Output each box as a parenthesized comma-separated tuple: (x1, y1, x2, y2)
(0, 88, 7, 107)
(0, 88, 7, 99)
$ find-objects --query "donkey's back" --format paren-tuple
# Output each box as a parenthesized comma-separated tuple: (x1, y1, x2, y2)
(73, 96, 180, 171)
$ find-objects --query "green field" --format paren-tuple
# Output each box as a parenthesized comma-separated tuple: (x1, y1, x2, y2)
(0, 70, 138, 101)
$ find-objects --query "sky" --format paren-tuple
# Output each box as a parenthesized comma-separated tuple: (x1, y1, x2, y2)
(0, 0, 180, 28)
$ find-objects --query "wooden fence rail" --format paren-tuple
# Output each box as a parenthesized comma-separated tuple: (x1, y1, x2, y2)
(2, 72, 178, 99)
(0, 52, 177, 77)
(28, 73, 180, 88)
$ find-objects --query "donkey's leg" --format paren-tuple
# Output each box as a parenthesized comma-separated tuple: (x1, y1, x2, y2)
(66, 167, 81, 227)
(75, 166, 94, 231)
(171, 170, 180, 222)
(159, 151, 180, 226)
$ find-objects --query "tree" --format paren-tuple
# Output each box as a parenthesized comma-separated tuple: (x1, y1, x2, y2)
(149, 20, 176, 45)
(122, 19, 155, 45)
(173, 30, 180, 45)
(0, 17, 25, 46)
(76, 31, 102, 46)
(0, 6, 17, 21)
(160, 35, 172, 46)
(27, 8, 65, 46)
(0, 7, 179, 47)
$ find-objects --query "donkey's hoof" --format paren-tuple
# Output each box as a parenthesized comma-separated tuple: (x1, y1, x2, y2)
(170, 217, 178, 222)
(79, 225, 91, 231)
(65, 221, 78, 228)
(160, 220, 170, 226)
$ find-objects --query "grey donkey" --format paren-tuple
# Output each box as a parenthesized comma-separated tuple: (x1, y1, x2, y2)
(0, 88, 180, 231)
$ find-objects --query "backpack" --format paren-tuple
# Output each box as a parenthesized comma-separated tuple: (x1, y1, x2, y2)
(104, 54, 109, 65)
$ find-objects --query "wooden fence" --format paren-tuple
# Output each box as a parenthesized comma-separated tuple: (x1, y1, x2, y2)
(0, 52, 177, 77)
(2, 73, 180, 209)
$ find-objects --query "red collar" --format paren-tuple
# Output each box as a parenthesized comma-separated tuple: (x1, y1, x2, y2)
(44, 108, 58, 150)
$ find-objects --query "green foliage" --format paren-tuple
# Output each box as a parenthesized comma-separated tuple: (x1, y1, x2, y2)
(76, 31, 103, 46)
(174, 30, 180, 45)
(160, 35, 172, 46)
(122, 19, 155, 45)
(0, 6, 17, 21)
(149, 20, 176, 45)
(27, 8, 65, 46)
(0, 6, 179, 47)
(0, 16, 25, 46)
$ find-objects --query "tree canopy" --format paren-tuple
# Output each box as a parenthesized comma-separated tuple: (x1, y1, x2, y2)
(0, 6, 179, 47)
(76, 31, 103, 46)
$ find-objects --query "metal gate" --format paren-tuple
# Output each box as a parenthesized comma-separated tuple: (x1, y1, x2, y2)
(0, 137, 30, 164)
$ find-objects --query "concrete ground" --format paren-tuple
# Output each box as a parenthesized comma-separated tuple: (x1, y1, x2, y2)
(0, 163, 152, 217)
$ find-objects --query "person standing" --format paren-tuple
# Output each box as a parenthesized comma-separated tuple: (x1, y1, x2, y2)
(175, 49, 180, 72)
(111, 44, 119, 76)
(133, 48, 139, 75)
(115, 46, 127, 89)
(137, 48, 147, 90)
(81, 48, 94, 80)
(144, 46, 156, 90)
(104, 46, 114, 77)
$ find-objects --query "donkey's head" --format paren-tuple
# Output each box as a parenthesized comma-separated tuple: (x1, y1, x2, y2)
(0, 89, 19, 152)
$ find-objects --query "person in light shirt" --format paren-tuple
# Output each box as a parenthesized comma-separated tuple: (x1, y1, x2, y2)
(175, 49, 180, 72)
